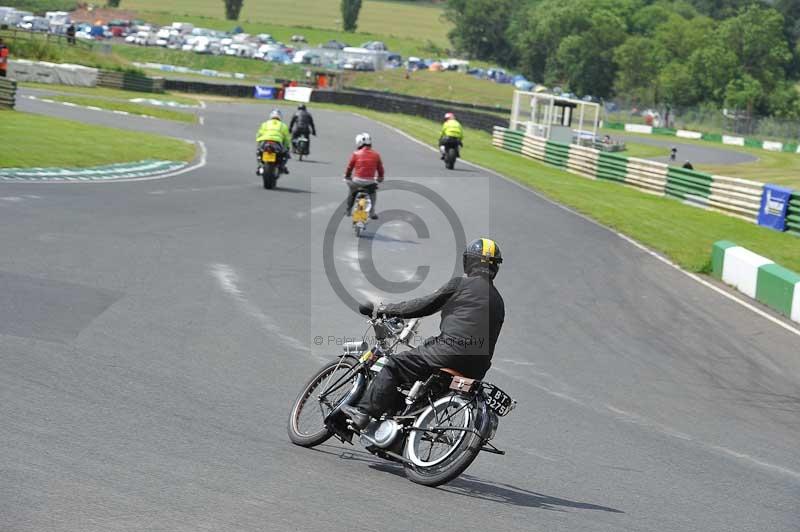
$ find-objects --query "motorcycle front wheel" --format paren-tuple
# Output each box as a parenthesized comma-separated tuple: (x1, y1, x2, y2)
(403, 394, 482, 486)
(287, 357, 359, 447)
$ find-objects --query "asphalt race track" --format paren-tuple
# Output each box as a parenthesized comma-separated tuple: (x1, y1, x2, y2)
(2, 94, 799, 532)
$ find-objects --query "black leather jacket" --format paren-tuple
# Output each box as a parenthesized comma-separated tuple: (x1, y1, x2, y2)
(380, 273, 504, 358)
(289, 110, 316, 135)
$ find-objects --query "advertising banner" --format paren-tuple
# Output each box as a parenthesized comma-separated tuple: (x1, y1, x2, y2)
(757, 184, 792, 231)
(254, 86, 276, 99)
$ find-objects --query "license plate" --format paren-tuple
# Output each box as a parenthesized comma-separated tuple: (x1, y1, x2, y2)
(261, 152, 276, 162)
(483, 383, 514, 416)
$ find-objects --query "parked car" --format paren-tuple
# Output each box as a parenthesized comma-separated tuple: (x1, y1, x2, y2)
(361, 40, 387, 51)
(18, 15, 50, 32)
(322, 39, 348, 50)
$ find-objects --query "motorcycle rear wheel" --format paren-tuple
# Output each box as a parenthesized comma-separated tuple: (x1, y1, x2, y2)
(445, 148, 457, 170)
(403, 394, 482, 487)
(263, 164, 278, 189)
(288, 357, 359, 447)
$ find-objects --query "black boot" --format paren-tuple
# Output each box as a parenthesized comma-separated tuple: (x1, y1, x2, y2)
(340, 405, 370, 430)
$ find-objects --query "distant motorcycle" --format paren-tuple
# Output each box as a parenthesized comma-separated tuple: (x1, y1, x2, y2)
(351, 188, 372, 237)
(440, 137, 461, 170)
(292, 134, 310, 161)
(287, 314, 516, 487)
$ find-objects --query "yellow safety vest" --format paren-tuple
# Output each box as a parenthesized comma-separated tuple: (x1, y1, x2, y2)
(256, 119, 290, 147)
(440, 119, 464, 140)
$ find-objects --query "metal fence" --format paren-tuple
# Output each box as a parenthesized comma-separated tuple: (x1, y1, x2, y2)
(604, 101, 800, 145)
(0, 27, 93, 51)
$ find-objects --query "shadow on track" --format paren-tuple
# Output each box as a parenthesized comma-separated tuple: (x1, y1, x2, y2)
(313, 445, 623, 513)
(275, 186, 313, 194)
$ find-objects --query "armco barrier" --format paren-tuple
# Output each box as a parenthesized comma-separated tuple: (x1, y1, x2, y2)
(0, 78, 16, 109)
(97, 71, 165, 93)
(311, 90, 503, 133)
(712, 241, 800, 323)
(163, 79, 256, 98)
(493, 126, 769, 223)
(342, 87, 512, 115)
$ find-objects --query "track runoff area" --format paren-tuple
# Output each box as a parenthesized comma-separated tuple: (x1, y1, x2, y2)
(1, 95, 798, 532)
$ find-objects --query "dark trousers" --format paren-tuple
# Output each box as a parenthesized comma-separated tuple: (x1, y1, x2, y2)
(355, 346, 488, 417)
(346, 182, 377, 215)
(0, 68, 6, 78)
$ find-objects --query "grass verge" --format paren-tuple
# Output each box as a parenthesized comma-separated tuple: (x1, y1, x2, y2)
(48, 95, 197, 122)
(0, 110, 196, 168)
(19, 82, 200, 105)
(621, 142, 667, 159)
(308, 104, 800, 272)
(110, 43, 304, 80)
(345, 69, 513, 109)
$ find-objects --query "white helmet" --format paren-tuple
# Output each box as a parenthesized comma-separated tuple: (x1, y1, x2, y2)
(355, 132, 372, 148)
(270, 109, 283, 120)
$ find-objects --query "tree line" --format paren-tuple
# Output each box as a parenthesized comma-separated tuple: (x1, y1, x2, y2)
(445, 0, 800, 118)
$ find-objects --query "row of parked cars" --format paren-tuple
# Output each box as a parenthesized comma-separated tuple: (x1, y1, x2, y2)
(118, 20, 403, 70)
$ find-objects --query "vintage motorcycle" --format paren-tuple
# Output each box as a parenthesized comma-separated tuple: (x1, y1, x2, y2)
(292, 134, 310, 161)
(287, 313, 516, 487)
(351, 189, 372, 237)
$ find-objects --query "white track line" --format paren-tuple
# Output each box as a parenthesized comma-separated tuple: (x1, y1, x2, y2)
(353, 112, 800, 338)
(210, 263, 316, 359)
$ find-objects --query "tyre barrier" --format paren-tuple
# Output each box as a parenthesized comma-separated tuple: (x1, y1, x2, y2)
(0, 78, 16, 109)
(493, 126, 788, 226)
(97, 70, 165, 93)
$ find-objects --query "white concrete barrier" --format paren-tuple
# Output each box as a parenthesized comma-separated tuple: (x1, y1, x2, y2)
(624, 124, 653, 134)
(721, 246, 774, 298)
(722, 135, 745, 146)
(676, 130, 703, 139)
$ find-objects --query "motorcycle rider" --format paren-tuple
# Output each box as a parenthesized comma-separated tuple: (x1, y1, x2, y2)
(256, 109, 291, 175)
(289, 104, 317, 153)
(341, 238, 505, 430)
(439, 112, 464, 160)
(344, 132, 384, 220)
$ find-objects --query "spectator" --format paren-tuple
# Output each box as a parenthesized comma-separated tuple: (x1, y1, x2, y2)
(682, 160, 694, 170)
(0, 38, 8, 78)
(66, 24, 76, 45)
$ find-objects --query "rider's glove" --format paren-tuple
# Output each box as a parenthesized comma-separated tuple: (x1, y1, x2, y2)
(358, 301, 375, 317)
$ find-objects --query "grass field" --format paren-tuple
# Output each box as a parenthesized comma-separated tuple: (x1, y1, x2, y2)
(314, 105, 800, 272)
(49, 95, 197, 122)
(124, 0, 451, 46)
(0, 110, 196, 168)
(345, 69, 514, 108)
